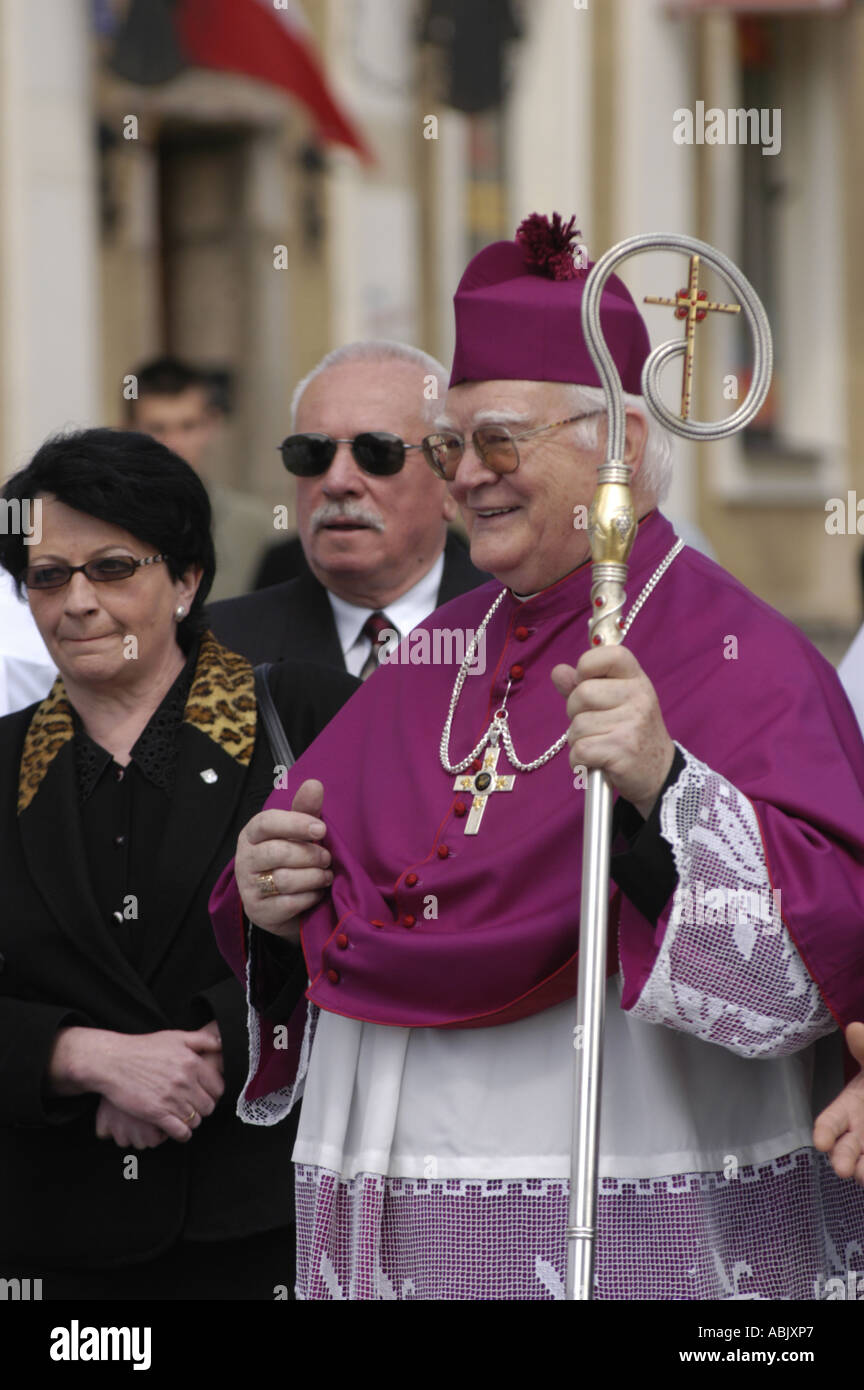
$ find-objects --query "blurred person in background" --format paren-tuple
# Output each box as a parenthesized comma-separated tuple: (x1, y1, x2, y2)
(127, 355, 273, 602)
(252, 532, 311, 590)
(0, 428, 356, 1299)
(0, 565, 55, 716)
(208, 340, 488, 675)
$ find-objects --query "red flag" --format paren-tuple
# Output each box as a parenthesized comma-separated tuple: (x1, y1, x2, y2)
(176, 0, 373, 161)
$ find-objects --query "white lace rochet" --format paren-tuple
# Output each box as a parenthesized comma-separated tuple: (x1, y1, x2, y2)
(235, 745, 858, 1300)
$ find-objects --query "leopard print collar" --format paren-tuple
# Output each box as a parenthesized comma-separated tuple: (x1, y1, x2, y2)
(17, 630, 257, 815)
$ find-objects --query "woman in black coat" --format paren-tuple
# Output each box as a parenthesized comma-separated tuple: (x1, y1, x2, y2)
(0, 429, 357, 1299)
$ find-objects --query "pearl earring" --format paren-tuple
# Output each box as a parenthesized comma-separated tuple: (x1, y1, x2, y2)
(175, 605, 187, 622)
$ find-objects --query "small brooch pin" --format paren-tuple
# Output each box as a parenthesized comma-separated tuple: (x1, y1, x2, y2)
(200, 768, 218, 784)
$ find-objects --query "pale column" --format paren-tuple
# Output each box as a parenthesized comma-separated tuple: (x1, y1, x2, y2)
(705, 15, 845, 507)
(240, 128, 295, 503)
(693, 13, 739, 515)
(325, 0, 419, 349)
(775, 21, 844, 468)
(614, 0, 699, 529)
(506, 0, 592, 245)
(429, 110, 469, 370)
(0, 0, 99, 477)
(99, 132, 160, 423)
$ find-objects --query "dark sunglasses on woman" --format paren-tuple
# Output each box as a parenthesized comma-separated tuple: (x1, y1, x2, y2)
(278, 431, 424, 478)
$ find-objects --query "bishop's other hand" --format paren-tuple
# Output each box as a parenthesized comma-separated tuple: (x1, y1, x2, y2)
(813, 1022, 864, 1186)
(236, 778, 333, 941)
(551, 646, 675, 819)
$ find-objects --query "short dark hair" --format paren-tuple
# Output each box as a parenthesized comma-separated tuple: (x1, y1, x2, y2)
(125, 355, 215, 424)
(0, 428, 215, 650)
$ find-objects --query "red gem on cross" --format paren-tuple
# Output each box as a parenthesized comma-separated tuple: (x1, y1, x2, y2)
(643, 257, 742, 423)
(592, 635, 602, 646)
(594, 596, 603, 608)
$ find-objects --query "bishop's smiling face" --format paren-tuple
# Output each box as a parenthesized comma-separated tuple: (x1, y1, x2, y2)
(442, 379, 650, 595)
(442, 380, 609, 594)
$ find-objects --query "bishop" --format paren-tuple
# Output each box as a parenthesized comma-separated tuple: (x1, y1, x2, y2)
(211, 212, 864, 1300)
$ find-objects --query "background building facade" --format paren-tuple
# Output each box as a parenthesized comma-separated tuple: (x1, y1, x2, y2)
(0, 0, 859, 651)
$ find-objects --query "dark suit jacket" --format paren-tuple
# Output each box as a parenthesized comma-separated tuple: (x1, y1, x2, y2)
(252, 534, 310, 591)
(206, 532, 489, 669)
(0, 634, 357, 1269)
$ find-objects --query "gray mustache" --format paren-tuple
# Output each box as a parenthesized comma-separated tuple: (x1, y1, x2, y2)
(311, 502, 385, 533)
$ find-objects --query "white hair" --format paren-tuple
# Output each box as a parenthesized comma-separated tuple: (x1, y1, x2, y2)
(290, 340, 449, 428)
(563, 384, 674, 503)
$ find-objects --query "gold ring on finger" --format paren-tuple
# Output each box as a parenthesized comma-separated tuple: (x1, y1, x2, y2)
(185, 1109, 197, 1124)
(257, 870, 279, 898)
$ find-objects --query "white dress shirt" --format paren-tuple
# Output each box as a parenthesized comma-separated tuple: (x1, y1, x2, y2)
(327, 551, 445, 678)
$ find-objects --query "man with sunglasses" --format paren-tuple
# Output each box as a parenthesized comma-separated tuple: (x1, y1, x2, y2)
(207, 341, 488, 676)
(211, 215, 864, 1300)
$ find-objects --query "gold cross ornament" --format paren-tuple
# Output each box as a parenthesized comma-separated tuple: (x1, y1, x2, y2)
(453, 743, 515, 835)
(643, 254, 741, 419)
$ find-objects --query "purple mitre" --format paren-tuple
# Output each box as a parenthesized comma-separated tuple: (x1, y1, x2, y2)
(448, 211, 650, 392)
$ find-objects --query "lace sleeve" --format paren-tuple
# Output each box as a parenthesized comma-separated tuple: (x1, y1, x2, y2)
(625, 744, 835, 1058)
(235, 924, 319, 1125)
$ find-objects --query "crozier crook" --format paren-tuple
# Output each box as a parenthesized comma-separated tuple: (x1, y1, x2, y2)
(566, 232, 773, 1301)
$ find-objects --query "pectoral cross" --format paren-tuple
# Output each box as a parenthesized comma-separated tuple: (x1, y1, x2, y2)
(643, 254, 741, 419)
(453, 742, 515, 835)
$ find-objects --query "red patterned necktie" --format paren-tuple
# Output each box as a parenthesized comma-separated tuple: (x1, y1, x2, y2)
(359, 611, 396, 681)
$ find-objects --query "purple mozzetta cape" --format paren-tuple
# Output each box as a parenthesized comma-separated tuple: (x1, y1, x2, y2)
(210, 511, 864, 1099)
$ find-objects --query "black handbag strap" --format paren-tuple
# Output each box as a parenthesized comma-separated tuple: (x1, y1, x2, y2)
(253, 663, 296, 771)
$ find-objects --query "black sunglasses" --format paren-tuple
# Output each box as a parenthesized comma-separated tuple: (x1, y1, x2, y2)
(278, 431, 424, 478)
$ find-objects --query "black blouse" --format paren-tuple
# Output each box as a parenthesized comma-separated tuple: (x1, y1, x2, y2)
(72, 641, 198, 967)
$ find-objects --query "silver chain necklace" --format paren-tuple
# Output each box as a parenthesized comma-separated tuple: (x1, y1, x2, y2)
(440, 539, 684, 777)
